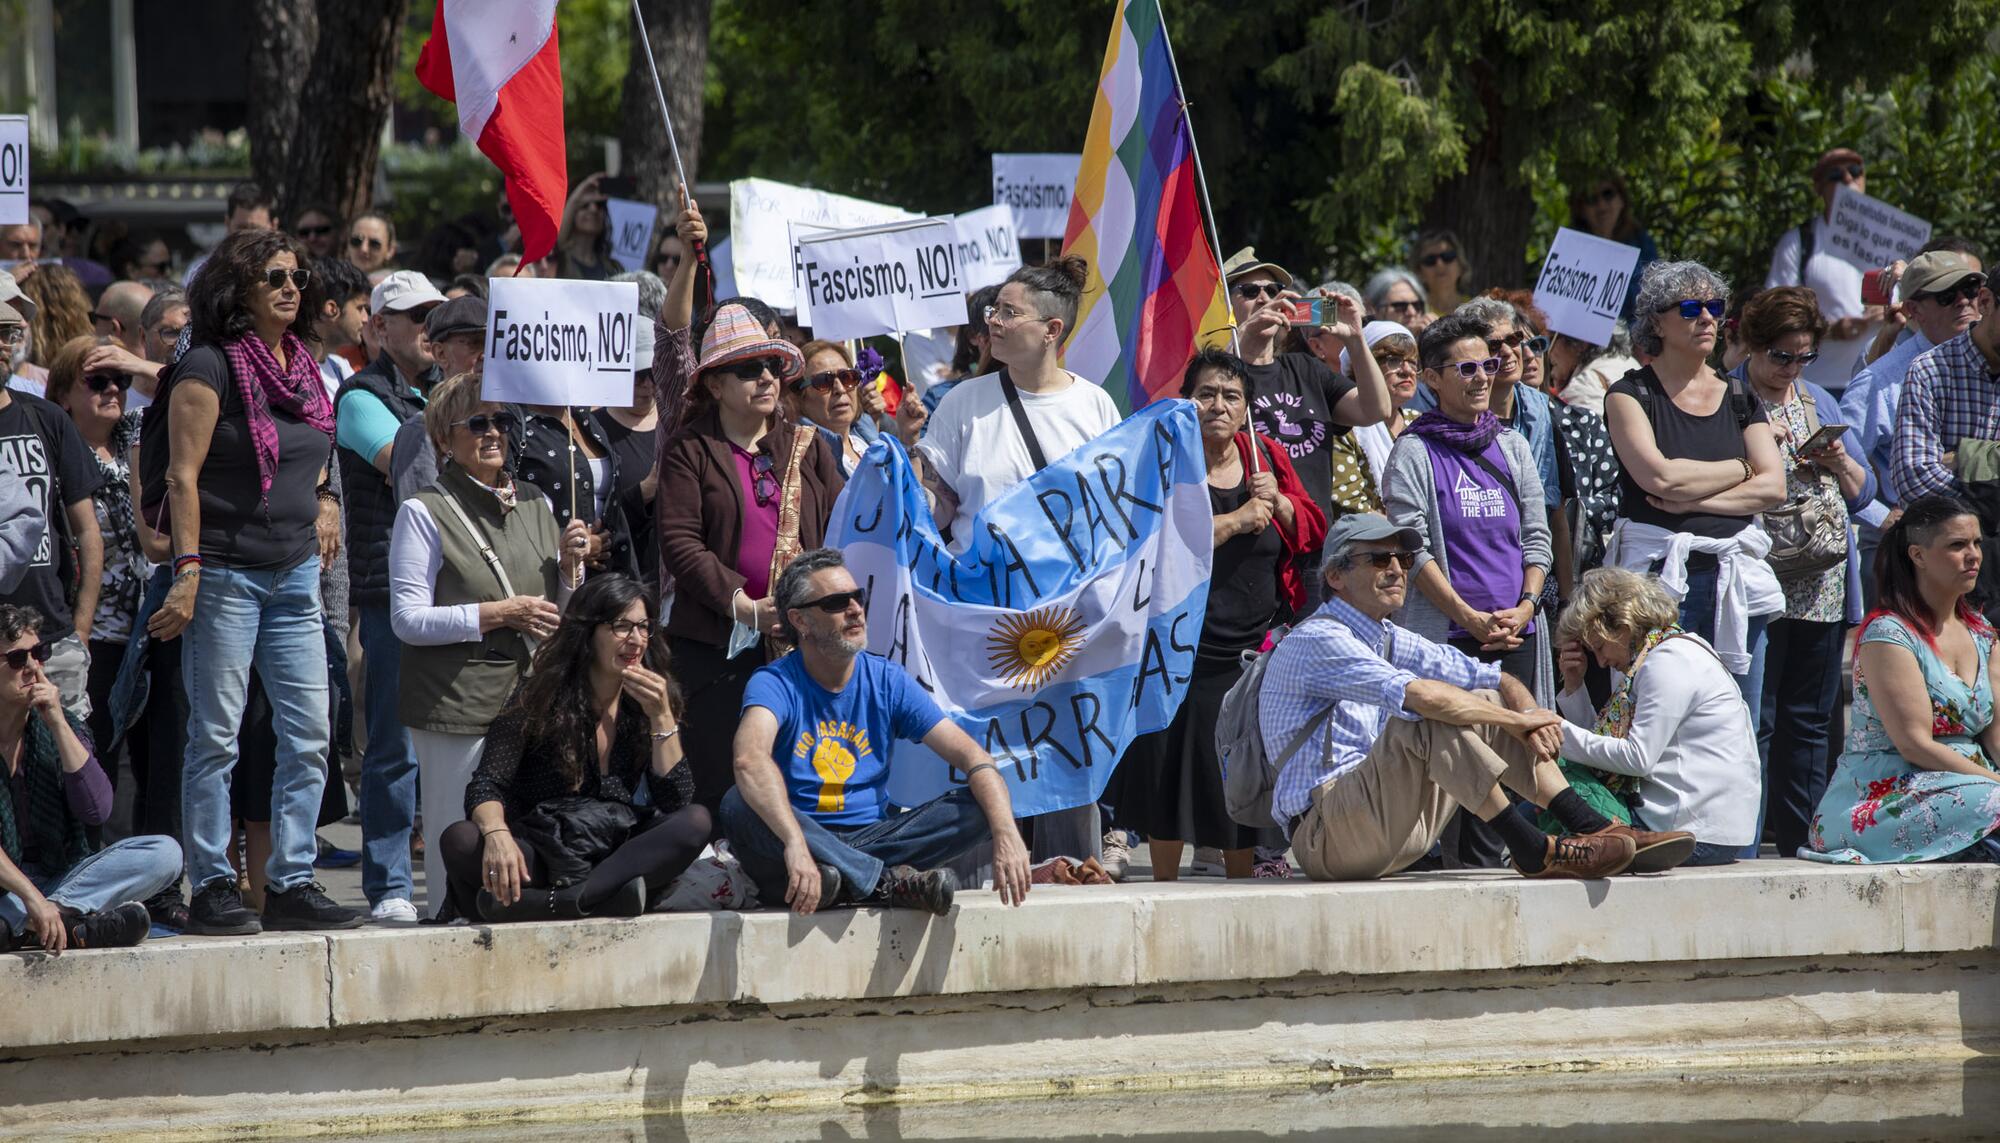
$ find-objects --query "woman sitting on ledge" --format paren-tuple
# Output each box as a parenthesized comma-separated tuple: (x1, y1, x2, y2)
(1550, 567, 1757, 867)
(440, 575, 712, 921)
(1803, 495, 2000, 864)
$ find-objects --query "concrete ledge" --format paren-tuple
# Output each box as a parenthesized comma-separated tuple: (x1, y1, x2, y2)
(2, 860, 1997, 1136)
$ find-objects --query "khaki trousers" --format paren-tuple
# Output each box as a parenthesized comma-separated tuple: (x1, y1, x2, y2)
(1294, 707, 1543, 881)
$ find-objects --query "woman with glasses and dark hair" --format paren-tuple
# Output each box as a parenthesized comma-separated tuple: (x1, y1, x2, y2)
(786, 339, 882, 477)
(389, 373, 590, 919)
(1410, 230, 1470, 317)
(1603, 261, 1787, 749)
(658, 302, 842, 816)
(440, 574, 710, 920)
(1567, 173, 1657, 320)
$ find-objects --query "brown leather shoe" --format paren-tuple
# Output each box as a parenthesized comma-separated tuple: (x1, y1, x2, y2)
(1590, 823, 1697, 873)
(1515, 832, 1636, 879)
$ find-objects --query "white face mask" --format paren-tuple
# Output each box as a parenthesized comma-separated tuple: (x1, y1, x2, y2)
(725, 598, 759, 659)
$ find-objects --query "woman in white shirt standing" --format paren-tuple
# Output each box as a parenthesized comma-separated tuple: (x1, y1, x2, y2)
(389, 374, 587, 918)
(1552, 567, 1759, 865)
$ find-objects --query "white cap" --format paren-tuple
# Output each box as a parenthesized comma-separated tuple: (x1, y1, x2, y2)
(369, 270, 448, 316)
(0, 270, 35, 323)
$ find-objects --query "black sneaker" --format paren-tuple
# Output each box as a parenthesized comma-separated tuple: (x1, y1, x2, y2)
(877, 865, 957, 915)
(816, 862, 845, 909)
(186, 877, 263, 936)
(62, 902, 152, 949)
(262, 882, 364, 931)
(144, 884, 190, 932)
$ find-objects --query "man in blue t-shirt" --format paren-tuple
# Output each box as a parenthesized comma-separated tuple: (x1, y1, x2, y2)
(721, 549, 1031, 915)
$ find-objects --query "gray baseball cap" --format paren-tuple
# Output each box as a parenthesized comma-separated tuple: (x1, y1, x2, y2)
(1320, 512, 1422, 578)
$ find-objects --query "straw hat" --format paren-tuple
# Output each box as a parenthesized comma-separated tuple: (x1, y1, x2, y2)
(694, 303, 803, 383)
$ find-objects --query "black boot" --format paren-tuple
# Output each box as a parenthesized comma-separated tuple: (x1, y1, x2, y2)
(477, 878, 644, 922)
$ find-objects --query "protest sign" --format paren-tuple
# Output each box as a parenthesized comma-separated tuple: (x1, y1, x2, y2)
(605, 197, 658, 272)
(991, 153, 1081, 240)
(708, 235, 738, 300)
(953, 203, 1023, 292)
(1533, 227, 1642, 347)
(1825, 186, 1933, 271)
(795, 217, 969, 342)
(482, 277, 639, 408)
(0, 117, 27, 227)
(729, 178, 918, 311)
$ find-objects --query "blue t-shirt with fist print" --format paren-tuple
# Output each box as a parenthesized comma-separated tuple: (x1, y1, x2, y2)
(741, 651, 946, 826)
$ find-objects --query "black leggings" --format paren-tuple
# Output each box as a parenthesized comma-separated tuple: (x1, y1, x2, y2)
(440, 804, 713, 913)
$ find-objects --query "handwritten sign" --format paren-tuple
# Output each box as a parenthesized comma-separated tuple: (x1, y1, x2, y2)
(0, 117, 27, 227)
(1533, 227, 1642, 348)
(729, 178, 918, 311)
(795, 218, 969, 341)
(605, 198, 658, 273)
(953, 203, 1023, 292)
(991, 153, 1081, 240)
(1825, 186, 1932, 272)
(482, 277, 639, 408)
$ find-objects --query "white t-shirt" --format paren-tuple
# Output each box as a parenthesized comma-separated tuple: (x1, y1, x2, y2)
(915, 369, 1120, 553)
(319, 353, 356, 407)
(1764, 221, 1872, 392)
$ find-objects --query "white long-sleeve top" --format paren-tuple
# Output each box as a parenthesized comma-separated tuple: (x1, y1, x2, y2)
(389, 493, 573, 646)
(1555, 635, 1762, 846)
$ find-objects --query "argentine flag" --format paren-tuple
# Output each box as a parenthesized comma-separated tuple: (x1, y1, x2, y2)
(826, 399, 1212, 817)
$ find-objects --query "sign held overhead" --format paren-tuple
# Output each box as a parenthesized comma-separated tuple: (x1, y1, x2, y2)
(991, 153, 1081, 240)
(796, 217, 969, 341)
(729, 178, 919, 311)
(605, 197, 659, 273)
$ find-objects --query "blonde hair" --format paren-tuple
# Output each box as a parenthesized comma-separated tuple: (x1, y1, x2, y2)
(424, 372, 487, 454)
(1557, 567, 1680, 650)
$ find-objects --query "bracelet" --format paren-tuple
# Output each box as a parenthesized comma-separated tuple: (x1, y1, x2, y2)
(651, 725, 681, 743)
(1738, 457, 1754, 484)
(963, 762, 999, 783)
(174, 552, 202, 570)
(481, 827, 509, 838)
(316, 487, 340, 503)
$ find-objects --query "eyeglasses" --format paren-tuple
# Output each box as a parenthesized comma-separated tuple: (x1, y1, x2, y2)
(750, 453, 777, 507)
(85, 372, 134, 394)
(1441, 356, 1504, 379)
(152, 322, 187, 343)
(797, 587, 868, 613)
(1590, 186, 1622, 205)
(603, 619, 649, 640)
(984, 303, 1048, 325)
(295, 224, 335, 239)
(723, 356, 786, 382)
(1419, 250, 1459, 267)
(655, 253, 683, 271)
(1232, 283, 1283, 301)
(1352, 551, 1416, 571)
(1371, 352, 1419, 373)
(1, 643, 52, 671)
(1919, 276, 1986, 307)
(454, 411, 521, 437)
(1663, 298, 1727, 321)
(795, 368, 862, 394)
(1819, 163, 1865, 184)
(264, 267, 312, 291)
(0, 327, 25, 349)
(1380, 298, 1424, 315)
(349, 236, 385, 251)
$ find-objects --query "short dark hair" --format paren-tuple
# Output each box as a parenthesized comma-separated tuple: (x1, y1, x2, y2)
(1005, 256, 1090, 346)
(1921, 234, 1985, 262)
(448, 273, 489, 301)
(1180, 347, 1249, 398)
(1417, 312, 1491, 371)
(187, 228, 322, 347)
(313, 255, 372, 308)
(773, 548, 848, 643)
(351, 209, 397, 248)
(1739, 286, 1827, 351)
(226, 182, 276, 221)
(952, 285, 1001, 375)
(0, 604, 44, 645)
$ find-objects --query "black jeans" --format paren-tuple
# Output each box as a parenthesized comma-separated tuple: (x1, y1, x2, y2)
(667, 636, 769, 817)
(1756, 617, 1844, 857)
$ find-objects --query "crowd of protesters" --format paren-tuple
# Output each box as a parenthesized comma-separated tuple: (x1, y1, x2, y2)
(1, 140, 1996, 955)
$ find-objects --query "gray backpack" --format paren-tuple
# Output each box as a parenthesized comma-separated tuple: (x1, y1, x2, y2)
(1218, 617, 1369, 829)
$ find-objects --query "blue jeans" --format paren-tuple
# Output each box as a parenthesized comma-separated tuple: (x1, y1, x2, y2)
(720, 787, 991, 903)
(358, 602, 416, 904)
(181, 562, 331, 892)
(0, 836, 184, 934)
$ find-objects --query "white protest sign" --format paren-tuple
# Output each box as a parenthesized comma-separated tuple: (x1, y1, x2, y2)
(1825, 186, 1932, 271)
(953, 203, 1023, 292)
(1533, 227, 1643, 348)
(991, 153, 1081, 240)
(0, 117, 27, 227)
(482, 277, 640, 408)
(796, 217, 969, 341)
(605, 197, 658, 273)
(729, 178, 918, 311)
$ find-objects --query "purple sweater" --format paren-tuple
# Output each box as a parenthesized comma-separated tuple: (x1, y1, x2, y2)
(6, 734, 113, 828)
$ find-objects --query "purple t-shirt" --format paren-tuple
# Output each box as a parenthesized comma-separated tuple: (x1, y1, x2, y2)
(1425, 438, 1529, 640)
(729, 442, 780, 600)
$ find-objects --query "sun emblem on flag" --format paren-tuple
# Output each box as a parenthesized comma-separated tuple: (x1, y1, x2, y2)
(986, 606, 1088, 692)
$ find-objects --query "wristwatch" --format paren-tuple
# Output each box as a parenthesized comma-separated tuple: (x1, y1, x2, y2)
(1517, 591, 1539, 611)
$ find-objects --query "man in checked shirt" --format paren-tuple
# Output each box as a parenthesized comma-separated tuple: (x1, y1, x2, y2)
(1259, 514, 1694, 880)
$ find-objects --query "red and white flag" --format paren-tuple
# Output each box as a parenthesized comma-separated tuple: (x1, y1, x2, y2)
(415, 0, 567, 268)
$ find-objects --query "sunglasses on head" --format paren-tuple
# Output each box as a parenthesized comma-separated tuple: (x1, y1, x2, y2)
(1420, 249, 1459, 267)
(1664, 298, 1727, 320)
(1764, 347, 1821, 367)
(1354, 550, 1416, 571)
(1920, 276, 1986, 307)
(1233, 282, 1283, 301)
(264, 267, 311, 291)
(296, 224, 334, 239)
(796, 368, 862, 394)
(85, 372, 134, 394)
(798, 587, 868, 614)
(2, 643, 52, 671)
(1441, 356, 1503, 380)
(454, 411, 521, 437)
(349, 235, 385, 251)
(1820, 163, 1865, 183)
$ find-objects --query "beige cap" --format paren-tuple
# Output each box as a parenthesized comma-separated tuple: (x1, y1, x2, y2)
(1220, 246, 1294, 288)
(1900, 251, 1982, 301)
(0, 270, 36, 323)
(0, 300, 24, 327)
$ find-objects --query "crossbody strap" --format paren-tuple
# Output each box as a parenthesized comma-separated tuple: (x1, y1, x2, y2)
(997, 368, 1050, 472)
(1465, 450, 1519, 509)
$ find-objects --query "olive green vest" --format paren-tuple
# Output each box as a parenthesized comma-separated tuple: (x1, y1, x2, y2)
(399, 464, 562, 734)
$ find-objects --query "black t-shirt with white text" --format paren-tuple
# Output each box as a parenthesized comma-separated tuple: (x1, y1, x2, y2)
(0, 392, 101, 631)
(1244, 352, 1355, 525)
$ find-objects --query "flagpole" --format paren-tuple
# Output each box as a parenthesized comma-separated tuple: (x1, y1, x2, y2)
(1153, 3, 1238, 355)
(629, 0, 690, 189)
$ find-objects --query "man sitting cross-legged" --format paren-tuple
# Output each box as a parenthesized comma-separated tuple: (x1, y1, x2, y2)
(721, 549, 1032, 915)
(1263, 514, 1695, 879)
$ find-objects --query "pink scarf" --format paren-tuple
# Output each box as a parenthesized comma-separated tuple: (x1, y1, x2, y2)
(221, 331, 336, 507)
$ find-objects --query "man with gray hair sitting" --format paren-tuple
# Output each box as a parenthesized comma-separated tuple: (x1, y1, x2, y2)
(720, 548, 1033, 915)
(1260, 513, 1695, 880)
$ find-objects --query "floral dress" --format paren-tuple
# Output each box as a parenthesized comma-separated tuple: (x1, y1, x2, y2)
(1801, 616, 2000, 863)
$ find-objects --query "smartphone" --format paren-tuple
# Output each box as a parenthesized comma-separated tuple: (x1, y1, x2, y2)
(599, 175, 638, 199)
(1285, 298, 1328, 326)
(1861, 268, 1893, 306)
(1797, 423, 1849, 455)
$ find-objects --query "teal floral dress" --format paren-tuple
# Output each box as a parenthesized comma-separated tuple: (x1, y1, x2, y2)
(1801, 616, 2000, 864)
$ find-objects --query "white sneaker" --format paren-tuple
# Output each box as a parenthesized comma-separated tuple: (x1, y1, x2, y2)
(370, 897, 420, 925)
(1100, 830, 1131, 882)
(1188, 847, 1226, 877)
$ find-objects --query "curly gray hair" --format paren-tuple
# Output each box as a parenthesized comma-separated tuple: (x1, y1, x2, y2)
(1363, 267, 1429, 315)
(1454, 295, 1517, 328)
(1629, 260, 1729, 357)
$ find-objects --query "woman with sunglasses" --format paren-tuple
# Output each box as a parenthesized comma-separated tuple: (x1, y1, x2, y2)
(787, 340, 881, 477)
(1320, 321, 1421, 514)
(441, 574, 711, 921)
(1363, 268, 1431, 334)
(343, 212, 397, 275)
(1603, 261, 1786, 755)
(1410, 231, 1470, 317)
(1567, 174, 1657, 321)
(389, 373, 589, 919)
(1730, 287, 1875, 858)
(659, 303, 842, 817)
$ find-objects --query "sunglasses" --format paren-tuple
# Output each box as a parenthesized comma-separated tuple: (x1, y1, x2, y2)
(1819, 163, 1865, 183)
(2, 643, 53, 671)
(796, 368, 862, 394)
(1420, 250, 1459, 267)
(1590, 186, 1622, 204)
(1523, 334, 1550, 355)
(1380, 298, 1424, 314)
(751, 453, 777, 507)
(85, 372, 134, 393)
(797, 587, 868, 613)
(1764, 347, 1821, 367)
(1919, 277, 1986, 307)
(264, 267, 312, 291)
(1354, 551, 1417, 571)
(1440, 356, 1504, 379)
(1233, 282, 1283, 301)
(454, 411, 521, 437)
(296, 224, 335, 239)
(1664, 298, 1727, 320)
(88, 310, 116, 326)
(724, 356, 786, 382)
(349, 236, 386, 251)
